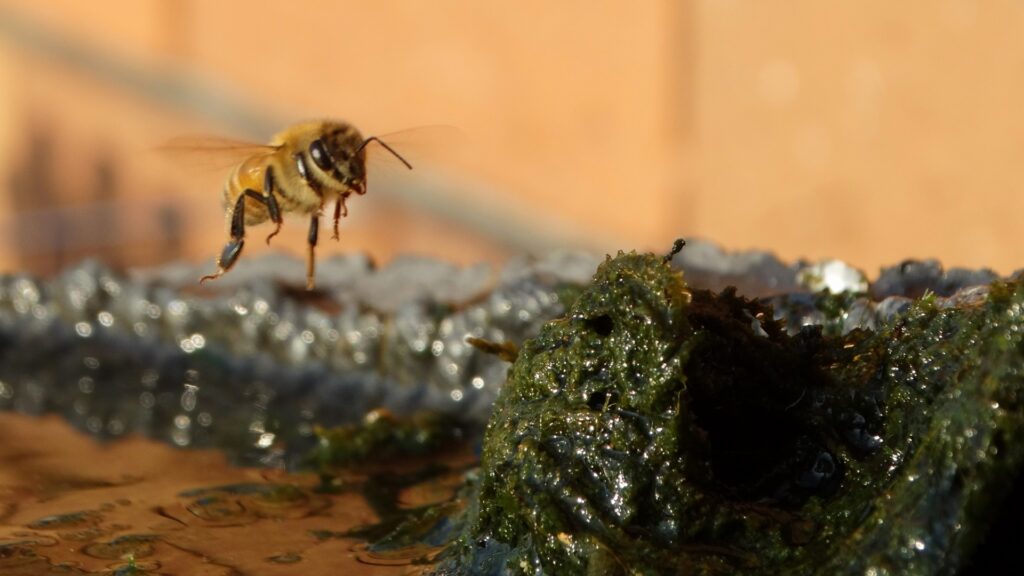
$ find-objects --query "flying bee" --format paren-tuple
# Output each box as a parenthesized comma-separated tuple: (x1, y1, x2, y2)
(162, 120, 413, 290)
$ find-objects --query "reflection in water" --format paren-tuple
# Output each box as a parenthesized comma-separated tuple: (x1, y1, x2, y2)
(0, 412, 469, 575)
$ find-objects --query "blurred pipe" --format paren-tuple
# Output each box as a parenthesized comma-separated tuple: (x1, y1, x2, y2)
(0, 7, 277, 137)
(0, 7, 607, 257)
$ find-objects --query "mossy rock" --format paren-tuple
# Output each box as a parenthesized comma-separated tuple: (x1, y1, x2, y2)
(429, 250, 1024, 575)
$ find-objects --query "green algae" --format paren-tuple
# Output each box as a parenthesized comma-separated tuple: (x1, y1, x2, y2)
(310, 410, 464, 477)
(414, 250, 1024, 575)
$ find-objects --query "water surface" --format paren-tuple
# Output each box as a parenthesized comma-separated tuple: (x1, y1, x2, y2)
(0, 412, 466, 575)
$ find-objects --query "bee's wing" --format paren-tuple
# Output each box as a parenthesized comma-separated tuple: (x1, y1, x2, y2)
(154, 135, 279, 174)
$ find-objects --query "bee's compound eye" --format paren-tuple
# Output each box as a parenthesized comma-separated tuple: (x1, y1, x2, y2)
(309, 139, 334, 171)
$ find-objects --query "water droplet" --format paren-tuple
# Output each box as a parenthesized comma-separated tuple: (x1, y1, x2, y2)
(82, 534, 157, 560)
(185, 496, 247, 524)
(181, 385, 198, 412)
(0, 544, 45, 570)
(796, 451, 838, 490)
(107, 419, 125, 435)
(86, 417, 103, 434)
(28, 510, 103, 531)
(267, 552, 302, 564)
(256, 433, 276, 448)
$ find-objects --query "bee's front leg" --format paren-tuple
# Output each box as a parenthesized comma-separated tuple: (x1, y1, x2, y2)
(200, 193, 248, 284)
(306, 213, 319, 291)
(332, 193, 349, 241)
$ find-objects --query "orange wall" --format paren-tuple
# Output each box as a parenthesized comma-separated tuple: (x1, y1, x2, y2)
(698, 0, 1024, 271)
(0, 0, 1020, 279)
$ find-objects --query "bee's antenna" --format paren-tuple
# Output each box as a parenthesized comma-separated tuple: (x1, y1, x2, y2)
(358, 137, 413, 170)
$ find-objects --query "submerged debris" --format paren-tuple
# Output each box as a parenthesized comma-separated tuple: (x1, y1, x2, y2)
(465, 337, 520, 363)
(310, 409, 466, 476)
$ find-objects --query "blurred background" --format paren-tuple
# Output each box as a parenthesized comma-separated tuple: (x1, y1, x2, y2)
(0, 0, 1020, 279)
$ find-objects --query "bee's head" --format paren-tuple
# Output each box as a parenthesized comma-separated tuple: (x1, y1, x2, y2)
(302, 122, 411, 193)
(304, 123, 364, 182)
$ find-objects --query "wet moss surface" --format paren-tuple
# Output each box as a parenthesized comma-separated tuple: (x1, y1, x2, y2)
(410, 249, 1024, 575)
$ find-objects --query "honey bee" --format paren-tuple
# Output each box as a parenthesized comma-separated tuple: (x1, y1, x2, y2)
(163, 120, 413, 290)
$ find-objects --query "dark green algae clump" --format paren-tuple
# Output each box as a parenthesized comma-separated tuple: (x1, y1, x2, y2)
(418, 249, 1024, 575)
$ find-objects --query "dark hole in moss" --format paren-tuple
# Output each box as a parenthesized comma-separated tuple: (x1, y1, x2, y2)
(584, 314, 615, 337)
(684, 289, 835, 502)
(587, 390, 620, 411)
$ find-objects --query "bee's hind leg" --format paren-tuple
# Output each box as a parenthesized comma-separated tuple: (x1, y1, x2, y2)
(303, 213, 319, 289)
(200, 193, 249, 284)
(306, 213, 320, 291)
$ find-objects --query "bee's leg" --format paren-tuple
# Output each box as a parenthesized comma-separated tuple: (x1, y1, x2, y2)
(241, 189, 281, 245)
(331, 194, 349, 240)
(261, 166, 283, 244)
(200, 193, 247, 284)
(306, 213, 319, 290)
